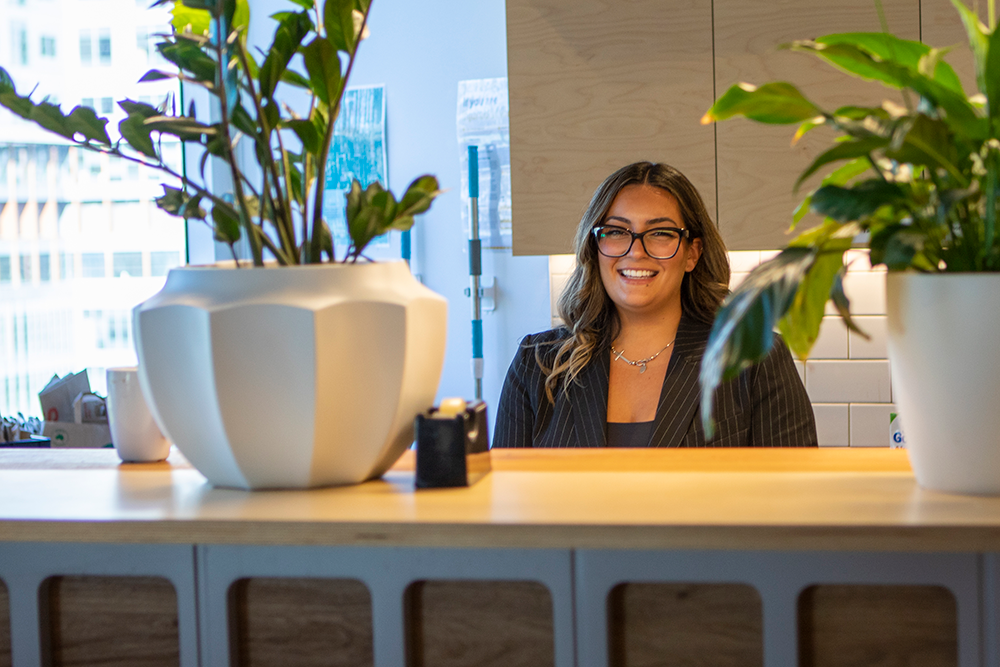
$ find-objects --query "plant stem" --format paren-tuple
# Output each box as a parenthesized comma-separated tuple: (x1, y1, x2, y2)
(309, 3, 372, 263)
(212, 8, 262, 266)
(232, 37, 296, 262)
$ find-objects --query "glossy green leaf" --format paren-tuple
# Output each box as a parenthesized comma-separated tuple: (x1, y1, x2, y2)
(280, 69, 311, 89)
(171, 0, 212, 35)
(777, 250, 845, 359)
(700, 246, 816, 437)
(886, 114, 966, 185)
(144, 115, 217, 141)
(119, 114, 158, 158)
(985, 13, 1000, 123)
(815, 32, 964, 94)
(703, 82, 821, 125)
(138, 69, 177, 83)
(323, 0, 355, 52)
(397, 175, 440, 217)
(285, 118, 321, 154)
(300, 37, 340, 105)
(65, 105, 111, 144)
(259, 10, 312, 99)
(810, 180, 906, 221)
(829, 267, 868, 337)
(949, 0, 989, 96)
(158, 40, 217, 83)
(795, 136, 888, 190)
(211, 203, 242, 244)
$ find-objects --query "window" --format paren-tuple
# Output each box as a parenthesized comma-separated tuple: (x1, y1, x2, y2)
(59, 252, 73, 280)
(112, 252, 141, 277)
(136, 28, 148, 58)
(81, 253, 104, 278)
(79, 31, 91, 65)
(98, 30, 110, 65)
(0, 3, 184, 418)
(19, 254, 32, 282)
(150, 251, 179, 277)
(17, 27, 27, 65)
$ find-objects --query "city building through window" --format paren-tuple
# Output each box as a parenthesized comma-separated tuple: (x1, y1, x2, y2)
(0, 1, 185, 416)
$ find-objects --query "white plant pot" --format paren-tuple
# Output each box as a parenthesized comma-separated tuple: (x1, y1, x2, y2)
(886, 272, 1000, 495)
(133, 261, 447, 490)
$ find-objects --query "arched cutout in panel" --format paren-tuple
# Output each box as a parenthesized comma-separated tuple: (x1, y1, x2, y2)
(607, 582, 763, 667)
(0, 579, 10, 667)
(229, 577, 373, 667)
(42, 575, 179, 667)
(405, 580, 554, 667)
(797, 584, 958, 667)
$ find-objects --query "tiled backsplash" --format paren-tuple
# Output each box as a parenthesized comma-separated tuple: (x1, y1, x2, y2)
(547, 250, 893, 447)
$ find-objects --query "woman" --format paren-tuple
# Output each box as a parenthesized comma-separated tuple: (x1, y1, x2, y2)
(494, 162, 817, 448)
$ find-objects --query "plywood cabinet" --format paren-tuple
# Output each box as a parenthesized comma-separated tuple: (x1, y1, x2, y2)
(507, 0, 967, 254)
(506, 0, 716, 255)
(714, 0, 918, 249)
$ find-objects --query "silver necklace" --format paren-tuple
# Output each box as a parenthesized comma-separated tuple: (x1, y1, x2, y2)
(611, 340, 675, 374)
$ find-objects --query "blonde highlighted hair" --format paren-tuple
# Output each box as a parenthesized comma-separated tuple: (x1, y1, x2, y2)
(538, 162, 731, 403)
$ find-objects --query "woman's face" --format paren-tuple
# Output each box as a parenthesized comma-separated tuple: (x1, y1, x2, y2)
(596, 184, 702, 320)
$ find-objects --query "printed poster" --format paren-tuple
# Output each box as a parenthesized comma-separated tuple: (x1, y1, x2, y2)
(457, 78, 511, 249)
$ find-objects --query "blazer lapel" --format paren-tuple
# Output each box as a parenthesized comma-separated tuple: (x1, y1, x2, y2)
(650, 316, 710, 448)
(567, 345, 609, 448)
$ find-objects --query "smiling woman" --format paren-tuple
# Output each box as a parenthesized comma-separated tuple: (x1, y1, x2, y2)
(493, 162, 818, 448)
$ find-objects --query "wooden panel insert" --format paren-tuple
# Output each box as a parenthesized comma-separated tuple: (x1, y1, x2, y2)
(44, 575, 179, 667)
(406, 580, 554, 667)
(506, 0, 716, 256)
(798, 584, 957, 667)
(0, 579, 9, 667)
(231, 577, 372, 667)
(714, 0, 920, 249)
(608, 582, 762, 667)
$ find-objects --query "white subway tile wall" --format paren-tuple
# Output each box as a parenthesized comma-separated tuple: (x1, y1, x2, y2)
(546, 249, 894, 446)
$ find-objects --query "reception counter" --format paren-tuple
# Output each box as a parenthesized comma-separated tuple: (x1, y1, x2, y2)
(0, 448, 996, 666)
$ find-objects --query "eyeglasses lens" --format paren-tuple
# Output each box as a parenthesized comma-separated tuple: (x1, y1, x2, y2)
(595, 228, 681, 259)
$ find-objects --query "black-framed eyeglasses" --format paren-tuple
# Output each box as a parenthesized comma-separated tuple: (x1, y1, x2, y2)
(591, 225, 693, 260)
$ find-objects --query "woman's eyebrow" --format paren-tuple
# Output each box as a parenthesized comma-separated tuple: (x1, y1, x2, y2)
(603, 215, 680, 226)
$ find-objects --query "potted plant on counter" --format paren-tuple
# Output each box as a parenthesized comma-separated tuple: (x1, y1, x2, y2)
(0, 0, 446, 488)
(700, 0, 1000, 494)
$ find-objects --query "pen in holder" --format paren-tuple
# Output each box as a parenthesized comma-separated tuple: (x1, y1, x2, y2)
(414, 399, 491, 488)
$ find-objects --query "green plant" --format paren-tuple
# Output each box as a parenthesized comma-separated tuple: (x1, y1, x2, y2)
(698, 0, 1000, 434)
(0, 0, 439, 265)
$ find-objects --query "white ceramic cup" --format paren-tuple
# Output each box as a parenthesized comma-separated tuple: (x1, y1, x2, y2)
(107, 366, 170, 462)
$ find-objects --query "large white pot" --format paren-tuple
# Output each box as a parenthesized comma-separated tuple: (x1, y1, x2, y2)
(886, 272, 1000, 494)
(133, 261, 447, 489)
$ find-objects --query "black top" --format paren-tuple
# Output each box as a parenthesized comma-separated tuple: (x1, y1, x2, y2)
(606, 421, 655, 448)
(492, 315, 818, 448)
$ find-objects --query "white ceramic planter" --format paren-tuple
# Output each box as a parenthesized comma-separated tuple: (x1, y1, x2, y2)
(886, 272, 1000, 495)
(133, 261, 447, 489)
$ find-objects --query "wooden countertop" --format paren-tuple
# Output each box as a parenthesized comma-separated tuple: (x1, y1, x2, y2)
(1, 447, 999, 552)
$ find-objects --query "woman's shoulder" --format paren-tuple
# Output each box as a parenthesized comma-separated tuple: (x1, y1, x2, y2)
(519, 327, 571, 347)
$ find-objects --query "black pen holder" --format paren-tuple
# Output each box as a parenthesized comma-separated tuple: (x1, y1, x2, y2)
(414, 400, 491, 488)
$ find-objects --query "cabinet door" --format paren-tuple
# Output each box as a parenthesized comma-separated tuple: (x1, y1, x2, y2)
(506, 0, 715, 256)
(714, 0, 919, 250)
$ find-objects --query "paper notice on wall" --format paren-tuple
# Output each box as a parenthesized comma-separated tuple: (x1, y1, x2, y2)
(457, 78, 511, 249)
(323, 84, 390, 257)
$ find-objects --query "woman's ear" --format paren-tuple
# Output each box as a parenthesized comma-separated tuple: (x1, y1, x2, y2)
(685, 238, 703, 272)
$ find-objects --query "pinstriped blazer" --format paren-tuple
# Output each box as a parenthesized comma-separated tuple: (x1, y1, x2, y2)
(493, 315, 818, 448)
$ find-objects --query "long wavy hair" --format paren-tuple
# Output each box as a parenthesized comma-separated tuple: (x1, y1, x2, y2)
(538, 162, 731, 403)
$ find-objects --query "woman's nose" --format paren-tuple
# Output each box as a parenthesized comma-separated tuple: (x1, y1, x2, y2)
(627, 233, 650, 258)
